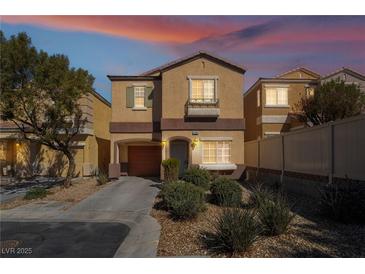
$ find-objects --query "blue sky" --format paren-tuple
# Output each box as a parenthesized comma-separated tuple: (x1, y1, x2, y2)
(2, 16, 365, 102)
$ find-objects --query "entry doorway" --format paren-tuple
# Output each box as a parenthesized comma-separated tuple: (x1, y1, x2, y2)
(170, 140, 189, 177)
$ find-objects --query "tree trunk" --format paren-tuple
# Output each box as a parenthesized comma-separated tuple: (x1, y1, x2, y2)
(64, 150, 75, 188)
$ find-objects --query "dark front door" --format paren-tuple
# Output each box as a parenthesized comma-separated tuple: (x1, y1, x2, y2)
(170, 140, 188, 176)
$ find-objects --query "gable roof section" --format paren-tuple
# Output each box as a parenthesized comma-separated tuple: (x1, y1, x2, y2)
(321, 67, 365, 81)
(90, 90, 111, 107)
(276, 67, 321, 79)
(140, 51, 246, 76)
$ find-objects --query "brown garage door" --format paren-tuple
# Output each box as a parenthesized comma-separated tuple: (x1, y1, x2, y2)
(128, 146, 161, 177)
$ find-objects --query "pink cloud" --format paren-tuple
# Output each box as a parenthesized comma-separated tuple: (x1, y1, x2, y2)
(1, 15, 244, 43)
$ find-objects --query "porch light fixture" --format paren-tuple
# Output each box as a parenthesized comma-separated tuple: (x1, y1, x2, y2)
(161, 140, 167, 147)
(192, 138, 200, 149)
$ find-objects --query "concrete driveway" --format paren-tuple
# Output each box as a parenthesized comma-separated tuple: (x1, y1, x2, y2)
(0, 177, 161, 258)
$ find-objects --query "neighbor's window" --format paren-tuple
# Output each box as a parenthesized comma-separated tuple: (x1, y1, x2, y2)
(305, 87, 315, 97)
(202, 141, 231, 164)
(265, 87, 288, 106)
(257, 90, 261, 107)
(134, 87, 145, 108)
(191, 79, 215, 103)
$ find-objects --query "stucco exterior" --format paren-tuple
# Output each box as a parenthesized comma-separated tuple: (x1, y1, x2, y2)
(0, 91, 111, 178)
(244, 68, 319, 141)
(108, 52, 246, 179)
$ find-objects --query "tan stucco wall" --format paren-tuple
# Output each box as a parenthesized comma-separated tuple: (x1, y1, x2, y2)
(111, 80, 162, 122)
(4, 140, 84, 177)
(161, 57, 244, 119)
(81, 92, 111, 174)
(1, 91, 112, 178)
(262, 124, 290, 135)
(244, 83, 261, 141)
(162, 130, 245, 165)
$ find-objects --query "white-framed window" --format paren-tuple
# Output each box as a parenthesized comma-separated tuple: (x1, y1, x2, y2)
(202, 141, 231, 164)
(265, 87, 288, 106)
(190, 78, 216, 103)
(134, 86, 145, 108)
(257, 89, 261, 107)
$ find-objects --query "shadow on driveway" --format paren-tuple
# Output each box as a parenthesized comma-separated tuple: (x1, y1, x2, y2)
(1, 221, 130, 258)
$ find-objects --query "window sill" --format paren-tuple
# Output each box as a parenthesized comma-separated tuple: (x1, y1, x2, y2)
(132, 107, 147, 111)
(199, 163, 237, 170)
(264, 104, 290, 108)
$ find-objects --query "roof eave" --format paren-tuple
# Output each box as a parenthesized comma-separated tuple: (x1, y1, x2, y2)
(107, 75, 161, 81)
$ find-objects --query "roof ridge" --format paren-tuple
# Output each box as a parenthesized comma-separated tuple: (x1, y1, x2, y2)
(321, 66, 365, 80)
(276, 66, 321, 79)
(139, 51, 246, 76)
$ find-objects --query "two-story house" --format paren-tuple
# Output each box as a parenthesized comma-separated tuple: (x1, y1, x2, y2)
(0, 90, 111, 178)
(244, 67, 320, 141)
(108, 51, 246, 179)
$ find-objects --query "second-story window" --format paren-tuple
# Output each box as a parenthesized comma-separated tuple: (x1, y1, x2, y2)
(134, 86, 145, 108)
(191, 79, 216, 103)
(265, 87, 288, 106)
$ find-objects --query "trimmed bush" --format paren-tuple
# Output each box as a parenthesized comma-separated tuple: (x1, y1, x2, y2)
(257, 194, 294, 236)
(24, 187, 48, 200)
(183, 166, 211, 190)
(97, 171, 109, 185)
(210, 177, 242, 207)
(202, 208, 260, 253)
(319, 181, 365, 224)
(162, 158, 180, 183)
(160, 181, 206, 219)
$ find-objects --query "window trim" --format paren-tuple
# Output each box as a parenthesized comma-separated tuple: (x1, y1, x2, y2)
(202, 140, 231, 164)
(133, 86, 146, 109)
(264, 86, 289, 107)
(188, 76, 219, 104)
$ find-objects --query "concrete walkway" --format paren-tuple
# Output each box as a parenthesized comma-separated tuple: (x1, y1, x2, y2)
(0, 177, 161, 257)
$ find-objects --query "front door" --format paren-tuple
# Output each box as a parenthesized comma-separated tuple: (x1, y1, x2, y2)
(170, 140, 188, 177)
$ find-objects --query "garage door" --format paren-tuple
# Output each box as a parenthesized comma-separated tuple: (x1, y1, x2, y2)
(128, 146, 161, 177)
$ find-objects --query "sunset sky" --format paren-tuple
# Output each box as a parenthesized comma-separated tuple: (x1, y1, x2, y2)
(1, 16, 365, 101)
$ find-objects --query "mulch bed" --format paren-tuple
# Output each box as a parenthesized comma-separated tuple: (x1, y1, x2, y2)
(151, 188, 365, 258)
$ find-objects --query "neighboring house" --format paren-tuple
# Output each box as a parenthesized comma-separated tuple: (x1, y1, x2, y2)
(0, 90, 111, 178)
(244, 67, 320, 141)
(108, 51, 246, 179)
(321, 67, 365, 93)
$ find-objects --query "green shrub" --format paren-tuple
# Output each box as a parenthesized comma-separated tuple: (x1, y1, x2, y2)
(162, 158, 180, 183)
(183, 166, 211, 190)
(249, 184, 274, 208)
(160, 181, 206, 219)
(211, 177, 242, 207)
(319, 181, 365, 224)
(202, 208, 260, 253)
(24, 187, 48, 200)
(97, 171, 109, 185)
(257, 194, 294, 236)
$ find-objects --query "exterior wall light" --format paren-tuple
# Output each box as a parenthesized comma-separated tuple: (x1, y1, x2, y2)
(161, 140, 167, 147)
(192, 138, 200, 149)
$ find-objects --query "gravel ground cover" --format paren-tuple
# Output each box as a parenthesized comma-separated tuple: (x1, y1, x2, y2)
(151, 186, 365, 257)
(0, 178, 108, 210)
